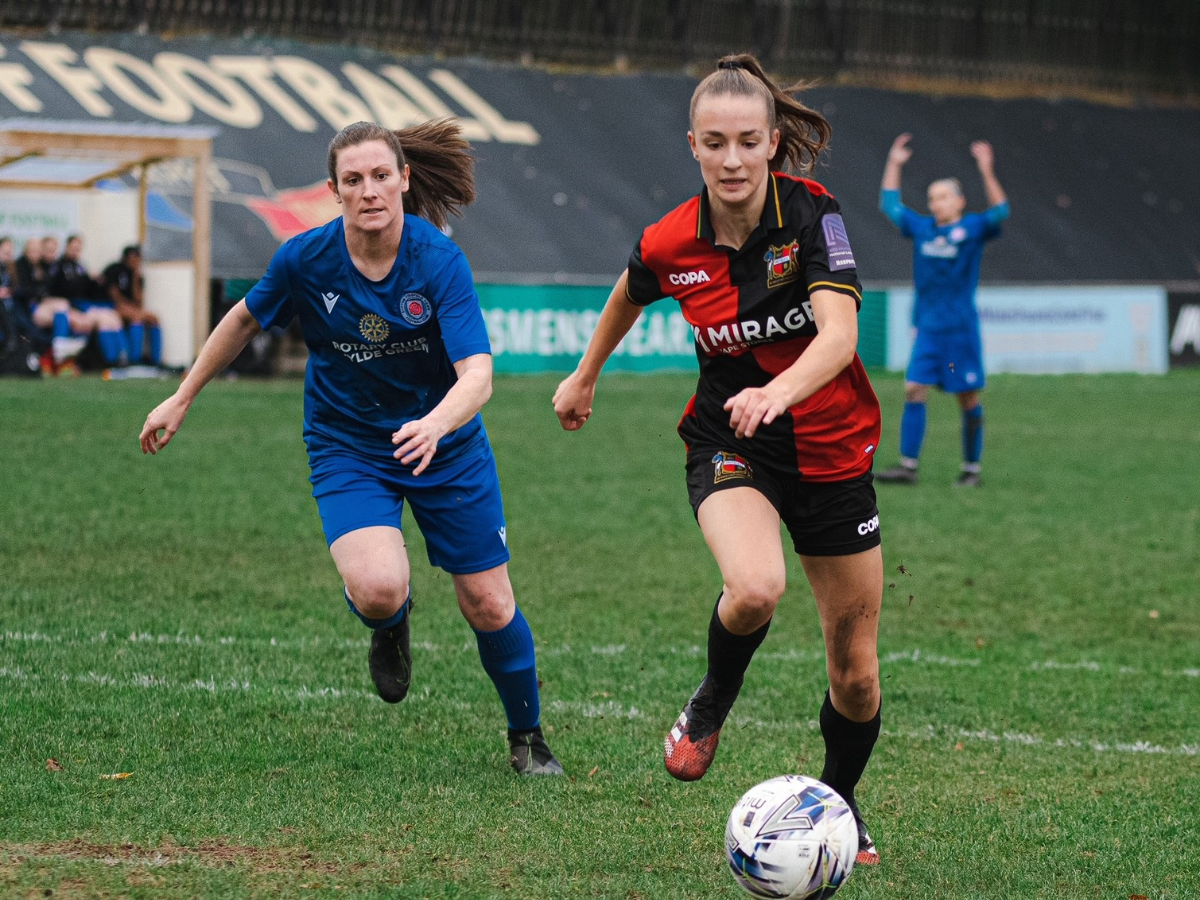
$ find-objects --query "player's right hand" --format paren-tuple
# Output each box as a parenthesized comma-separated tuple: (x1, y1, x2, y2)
(139, 394, 190, 455)
(888, 133, 913, 165)
(552, 372, 595, 431)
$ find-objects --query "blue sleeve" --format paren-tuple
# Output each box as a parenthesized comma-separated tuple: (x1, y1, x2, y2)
(243, 243, 296, 331)
(879, 189, 920, 237)
(433, 248, 491, 363)
(982, 201, 1010, 239)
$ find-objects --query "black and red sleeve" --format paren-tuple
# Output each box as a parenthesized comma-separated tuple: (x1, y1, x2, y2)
(625, 233, 667, 307)
(801, 193, 863, 309)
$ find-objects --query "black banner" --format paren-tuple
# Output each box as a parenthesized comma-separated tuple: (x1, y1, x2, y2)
(2, 31, 1199, 287)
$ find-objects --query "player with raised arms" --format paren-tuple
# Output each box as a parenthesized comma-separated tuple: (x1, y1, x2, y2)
(874, 133, 1010, 487)
(140, 120, 563, 776)
(553, 54, 884, 864)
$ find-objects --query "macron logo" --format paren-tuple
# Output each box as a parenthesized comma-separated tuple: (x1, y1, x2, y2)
(322, 292, 339, 313)
(498, 526, 507, 547)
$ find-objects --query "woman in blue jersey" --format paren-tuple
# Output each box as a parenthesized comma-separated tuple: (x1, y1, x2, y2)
(139, 120, 562, 776)
(874, 133, 1009, 487)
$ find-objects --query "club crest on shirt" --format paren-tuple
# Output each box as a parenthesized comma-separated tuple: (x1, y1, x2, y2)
(359, 313, 390, 343)
(399, 292, 432, 326)
(713, 451, 753, 484)
(764, 240, 801, 288)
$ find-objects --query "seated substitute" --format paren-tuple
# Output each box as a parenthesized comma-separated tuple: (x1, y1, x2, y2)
(103, 245, 162, 366)
(44, 234, 126, 369)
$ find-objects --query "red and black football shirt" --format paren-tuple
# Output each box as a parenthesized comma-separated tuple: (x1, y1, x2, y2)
(626, 172, 881, 482)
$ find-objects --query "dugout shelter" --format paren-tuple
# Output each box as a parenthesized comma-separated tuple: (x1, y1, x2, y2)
(0, 119, 216, 365)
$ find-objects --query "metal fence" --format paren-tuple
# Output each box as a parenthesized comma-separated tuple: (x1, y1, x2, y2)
(4, 0, 1197, 96)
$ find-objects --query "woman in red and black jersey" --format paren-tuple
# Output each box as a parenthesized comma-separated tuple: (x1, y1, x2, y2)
(554, 54, 884, 865)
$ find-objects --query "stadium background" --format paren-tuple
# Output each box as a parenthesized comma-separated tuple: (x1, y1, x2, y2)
(1, 0, 1198, 372)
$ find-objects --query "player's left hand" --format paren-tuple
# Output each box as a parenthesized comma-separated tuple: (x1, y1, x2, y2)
(970, 140, 994, 169)
(724, 386, 790, 439)
(392, 416, 447, 475)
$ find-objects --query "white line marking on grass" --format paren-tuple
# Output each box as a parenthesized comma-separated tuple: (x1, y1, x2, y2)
(591, 644, 626, 656)
(4, 664, 1193, 756)
(6, 631, 1199, 684)
(548, 700, 641, 719)
(883, 649, 981, 667)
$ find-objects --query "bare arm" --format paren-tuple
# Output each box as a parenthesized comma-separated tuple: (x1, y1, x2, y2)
(881, 133, 912, 192)
(971, 141, 1007, 207)
(138, 300, 262, 454)
(552, 269, 644, 431)
(392, 352, 493, 475)
(724, 290, 859, 439)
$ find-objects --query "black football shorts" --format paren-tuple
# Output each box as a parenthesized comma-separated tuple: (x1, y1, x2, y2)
(684, 445, 881, 557)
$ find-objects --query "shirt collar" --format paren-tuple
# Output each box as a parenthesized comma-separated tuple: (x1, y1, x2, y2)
(695, 172, 788, 247)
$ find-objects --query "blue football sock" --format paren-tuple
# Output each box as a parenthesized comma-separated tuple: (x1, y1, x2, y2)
(148, 325, 162, 365)
(52, 312, 70, 339)
(97, 330, 125, 364)
(345, 588, 410, 630)
(899, 401, 927, 462)
(126, 323, 145, 363)
(474, 605, 540, 731)
(962, 404, 984, 466)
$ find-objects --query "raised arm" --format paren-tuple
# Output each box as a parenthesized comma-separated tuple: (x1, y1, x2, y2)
(139, 300, 262, 454)
(552, 269, 644, 431)
(970, 140, 1007, 208)
(879, 133, 913, 227)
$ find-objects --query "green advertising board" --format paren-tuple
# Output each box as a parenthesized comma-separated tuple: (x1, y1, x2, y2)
(477, 283, 698, 374)
(225, 280, 887, 373)
(479, 283, 888, 373)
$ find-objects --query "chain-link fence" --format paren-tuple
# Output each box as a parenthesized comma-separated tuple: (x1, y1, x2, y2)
(3, 0, 1196, 96)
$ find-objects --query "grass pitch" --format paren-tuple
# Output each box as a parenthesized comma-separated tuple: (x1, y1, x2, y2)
(1, 371, 1197, 899)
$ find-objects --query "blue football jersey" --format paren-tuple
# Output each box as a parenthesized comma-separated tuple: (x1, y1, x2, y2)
(244, 214, 492, 463)
(880, 189, 1008, 333)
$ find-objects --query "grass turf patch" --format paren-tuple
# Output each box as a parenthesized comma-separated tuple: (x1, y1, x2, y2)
(1, 371, 1197, 899)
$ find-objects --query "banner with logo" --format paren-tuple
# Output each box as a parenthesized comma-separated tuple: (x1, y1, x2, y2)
(477, 284, 696, 374)
(1167, 291, 1200, 368)
(886, 285, 1169, 375)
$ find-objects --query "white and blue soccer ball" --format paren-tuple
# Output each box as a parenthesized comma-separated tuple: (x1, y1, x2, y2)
(725, 774, 858, 900)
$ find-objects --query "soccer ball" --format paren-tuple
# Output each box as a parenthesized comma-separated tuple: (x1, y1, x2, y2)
(725, 775, 857, 900)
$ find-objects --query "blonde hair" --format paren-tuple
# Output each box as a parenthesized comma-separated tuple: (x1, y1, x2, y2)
(690, 54, 832, 174)
(327, 119, 476, 229)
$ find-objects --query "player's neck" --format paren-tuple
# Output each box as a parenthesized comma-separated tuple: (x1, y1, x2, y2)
(709, 189, 765, 250)
(344, 217, 403, 281)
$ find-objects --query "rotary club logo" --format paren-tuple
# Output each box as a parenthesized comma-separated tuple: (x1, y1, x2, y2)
(359, 313, 390, 343)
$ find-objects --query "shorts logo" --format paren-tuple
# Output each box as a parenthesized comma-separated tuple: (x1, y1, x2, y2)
(856, 514, 880, 536)
(764, 240, 800, 288)
(359, 313, 389, 343)
(399, 292, 432, 326)
(498, 526, 507, 547)
(713, 451, 753, 484)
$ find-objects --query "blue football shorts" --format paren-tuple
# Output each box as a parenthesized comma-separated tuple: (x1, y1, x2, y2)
(308, 433, 510, 575)
(905, 327, 986, 393)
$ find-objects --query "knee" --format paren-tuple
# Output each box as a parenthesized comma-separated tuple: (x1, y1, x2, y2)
(98, 310, 123, 331)
(346, 574, 409, 621)
(827, 660, 879, 714)
(903, 383, 927, 403)
(724, 573, 786, 624)
(145, 313, 160, 327)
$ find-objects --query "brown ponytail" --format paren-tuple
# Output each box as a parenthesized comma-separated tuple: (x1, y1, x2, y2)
(327, 119, 476, 230)
(690, 53, 832, 174)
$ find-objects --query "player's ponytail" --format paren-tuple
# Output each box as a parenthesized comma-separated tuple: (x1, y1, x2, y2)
(327, 119, 476, 230)
(690, 53, 832, 174)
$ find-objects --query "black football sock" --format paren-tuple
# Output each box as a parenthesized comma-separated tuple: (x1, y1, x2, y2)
(818, 689, 882, 808)
(706, 593, 771, 700)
